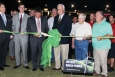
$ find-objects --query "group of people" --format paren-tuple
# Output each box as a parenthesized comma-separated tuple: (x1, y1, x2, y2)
(0, 2, 115, 77)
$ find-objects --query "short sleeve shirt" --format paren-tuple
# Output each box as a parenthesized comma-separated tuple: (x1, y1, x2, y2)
(92, 20, 113, 49)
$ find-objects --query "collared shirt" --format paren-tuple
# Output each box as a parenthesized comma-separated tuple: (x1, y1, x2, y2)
(19, 13, 24, 19)
(59, 13, 65, 19)
(92, 20, 113, 49)
(35, 17, 41, 32)
(0, 12, 7, 25)
(0, 12, 2, 15)
(70, 22, 77, 36)
(48, 17, 54, 30)
(111, 23, 115, 43)
(71, 22, 92, 40)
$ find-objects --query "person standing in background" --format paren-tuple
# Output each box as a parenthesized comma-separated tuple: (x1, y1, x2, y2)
(27, 9, 35, 62)
(108, 15, 115, 72)
(88, 13, 95, 57)
(0, 2, 13, 70)
(69, 16, 77, 59)
(12, 3, 30, 69)
(9, 10, 18, 60)
(48, 8, 58, 62)
(29, 10, 35, 17)
(48, 8, 57, 30)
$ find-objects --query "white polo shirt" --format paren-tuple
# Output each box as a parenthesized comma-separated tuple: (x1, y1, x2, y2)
(71, 22, 92, 40)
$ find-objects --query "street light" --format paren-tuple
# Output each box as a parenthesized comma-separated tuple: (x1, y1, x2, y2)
(45, 4, 47, 6)
(106, 5, 109, 8)
(44, 8, 48, 11)
(105, 8, 107, 10)
(18, 0, 21, 3)
(71, 4, 74, 8)
(84, 5, 87, 8)
(25, 8, 27, 11)
(74, 9, 77, 12)
(108, 10, 110, 12)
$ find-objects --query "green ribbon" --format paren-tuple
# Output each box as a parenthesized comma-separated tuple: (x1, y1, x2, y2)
(3, 30, 40, 35)
(40, 29, 61, 68)
(2, 29, 115, 68)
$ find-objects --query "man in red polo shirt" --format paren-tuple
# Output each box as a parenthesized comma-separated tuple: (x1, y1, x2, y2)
(88, 13, 95, 57)
(108, 14, 115, 72)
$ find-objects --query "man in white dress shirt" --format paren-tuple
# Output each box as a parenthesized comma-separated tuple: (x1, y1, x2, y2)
(48, 8, 58, 62)
(48, 8, 57, 30)
(71, 13, 92, 60)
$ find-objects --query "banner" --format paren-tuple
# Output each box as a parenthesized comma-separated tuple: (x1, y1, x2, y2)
(63, 59, 94, 74)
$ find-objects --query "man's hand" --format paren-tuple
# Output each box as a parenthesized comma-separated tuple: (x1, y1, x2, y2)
(20, 33, 25, 37)
(10, 35, 13, 39)
(12, 32, 15, 35)
(34, 34, 40, 37)
(83, 35, 87, 40)
(60, 34, 62, 37)
(97, 36, 103, 41)
(89, 40, 92, 43)
(72, 44, 75, 49)
(0, 29, 3, 33)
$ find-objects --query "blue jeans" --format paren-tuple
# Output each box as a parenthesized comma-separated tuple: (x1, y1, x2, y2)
(74, 40, 89, 60)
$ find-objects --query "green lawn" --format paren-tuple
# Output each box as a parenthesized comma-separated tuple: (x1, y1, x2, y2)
(0, 56, 115, 77)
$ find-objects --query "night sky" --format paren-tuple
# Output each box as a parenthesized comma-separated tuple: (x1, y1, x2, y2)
(0, 0, 115, 13)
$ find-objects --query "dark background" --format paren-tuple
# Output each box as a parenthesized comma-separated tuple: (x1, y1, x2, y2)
(0, 0, 115, 13)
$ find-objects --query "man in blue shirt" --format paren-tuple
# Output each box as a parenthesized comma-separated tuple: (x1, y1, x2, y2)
(92, 11, 113, 77)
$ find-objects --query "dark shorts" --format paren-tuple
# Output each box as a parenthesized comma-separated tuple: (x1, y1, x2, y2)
(108, 43, 115, 58)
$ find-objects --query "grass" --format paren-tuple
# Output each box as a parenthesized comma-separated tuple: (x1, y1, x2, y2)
(0, 56, 115, 77)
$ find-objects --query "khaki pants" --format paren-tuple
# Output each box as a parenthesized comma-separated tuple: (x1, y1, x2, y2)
(54, 44, 69, 70)
(93, 48, 109, 76)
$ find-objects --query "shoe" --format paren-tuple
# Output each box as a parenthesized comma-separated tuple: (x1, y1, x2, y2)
(32, 68, 37, 71)
(0, 67, 4, 70)
(107, 64, 110, 68)
(13, 65, 21, 69)
(52, 68, 61, 70)
(108, 67, 114, 72)
(102, 75, 107, 77)
(39, 68, 44, 71)
(24, 66, 30, 69)
(27, 60, 31, 62)
(3, 65, 10, 67)
(93, 72, 98, 76)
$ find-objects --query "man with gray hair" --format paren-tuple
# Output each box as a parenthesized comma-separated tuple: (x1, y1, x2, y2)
(92, 11, 113, 77)
(52, 4, 72, 71)
(71, 13, 92, 60)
